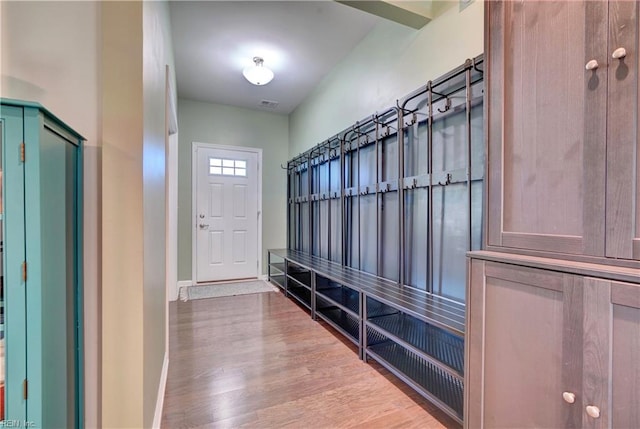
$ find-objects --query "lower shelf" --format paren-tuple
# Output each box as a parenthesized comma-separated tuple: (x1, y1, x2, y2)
(288, 284, 311, 309)
(269, 273, 285, 290)
(366, 296, 401, 319)
(367, 340, 463, 421)
(270, 262, 286, 273)
(369, 313, 464, 375)
(316, 302, 360, 343)
(316, 284, 359, 314)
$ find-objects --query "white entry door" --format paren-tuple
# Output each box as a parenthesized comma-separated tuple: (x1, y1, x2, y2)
(194, 145, 260, 282)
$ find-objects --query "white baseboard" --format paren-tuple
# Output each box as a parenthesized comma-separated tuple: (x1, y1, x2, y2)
(152, 353, 170, 428)
(260, 274, 268, 281)
(173, 280, 192, 301)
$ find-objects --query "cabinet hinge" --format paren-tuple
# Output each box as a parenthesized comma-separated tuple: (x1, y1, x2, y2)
(22, 261, 27, 282)
(20, 142, 26, 162)
(23, 379, 28, 400)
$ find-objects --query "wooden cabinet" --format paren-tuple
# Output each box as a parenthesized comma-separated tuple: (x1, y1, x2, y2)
(1, 99, 83, 428)
(470, 1, 640, 427)
(466, 256, 640, 429)
(486, 0, 639, 262)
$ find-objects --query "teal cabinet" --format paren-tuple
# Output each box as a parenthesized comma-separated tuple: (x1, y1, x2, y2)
(0, 99, 83, 428)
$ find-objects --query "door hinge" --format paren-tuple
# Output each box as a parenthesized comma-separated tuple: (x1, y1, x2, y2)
(22, 261, 27, 281)
(23, 379, 28, 400)
(20, 142, 26, 162)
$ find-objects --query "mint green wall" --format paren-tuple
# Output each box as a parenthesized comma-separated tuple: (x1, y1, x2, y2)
(289, 1, 484, 156)
(177, 99, 289, 280)
(176, 2, 483, 281)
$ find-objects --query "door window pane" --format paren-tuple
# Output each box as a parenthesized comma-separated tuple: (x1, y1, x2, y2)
(209, 157, 249, 177)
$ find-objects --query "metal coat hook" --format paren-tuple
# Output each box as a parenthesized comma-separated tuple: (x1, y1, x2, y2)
(438, 173, 452, 186)
(437, 98, 452, 113)
(404, 112, 417, 127)
(432, 89, 451, 113)
(472, 58, 484, 74)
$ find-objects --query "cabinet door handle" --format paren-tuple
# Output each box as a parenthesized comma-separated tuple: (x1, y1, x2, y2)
(612, 47, 627, 59)
(562, 392, 576, 404)
(585, 59, 599, 70)
(586, 405, 601, 419)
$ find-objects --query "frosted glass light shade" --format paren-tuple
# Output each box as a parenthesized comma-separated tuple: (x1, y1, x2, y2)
(243, 57, 274, 86)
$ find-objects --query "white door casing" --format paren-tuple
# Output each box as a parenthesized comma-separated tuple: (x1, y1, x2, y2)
(193, 143, 261, 283)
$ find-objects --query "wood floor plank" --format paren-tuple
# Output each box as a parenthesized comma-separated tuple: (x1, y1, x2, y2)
(162, 291, 459, 428)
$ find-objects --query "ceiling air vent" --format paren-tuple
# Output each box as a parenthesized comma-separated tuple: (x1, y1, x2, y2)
(260, 99, 279, 109)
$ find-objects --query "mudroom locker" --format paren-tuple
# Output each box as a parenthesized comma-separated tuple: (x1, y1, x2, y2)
(269, 56, 484, 424)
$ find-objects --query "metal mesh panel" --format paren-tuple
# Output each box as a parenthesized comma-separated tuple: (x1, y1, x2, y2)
(404, 122, 429, 177)
(432, 184, 468, 301)
(381, 134, 398, 181)
(404, 188, 429, 290)
(379, 192, 399, 281)
(316, 282, 359, 314)
(368, 340, 464, 418)
(317, 298, 360, 341)
(369, 313, 464, 374)
(366, 296, 400, 319)
(360, 194, 377, 275)
(288, 284, 311, 308)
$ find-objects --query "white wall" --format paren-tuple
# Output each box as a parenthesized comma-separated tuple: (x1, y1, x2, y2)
(142, 1, 176, 427)
(177, 99, 289, 281)
(289, 1, 484, 155)
(102, 1, 176, 426)
(0, 2, 101, 427)
(101, 2, 145, 426)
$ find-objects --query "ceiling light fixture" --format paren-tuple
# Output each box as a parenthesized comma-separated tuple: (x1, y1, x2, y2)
(243, 57, 274, 86)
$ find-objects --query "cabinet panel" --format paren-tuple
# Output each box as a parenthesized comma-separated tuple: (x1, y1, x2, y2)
(1, 106, 27, 423)
(610, 281, 640, 428)
(487, 1, 607, 256)
(583, 279, 640, 428)
(466, 260, 582, 429)
(606, 1, 640, 260)
(582, 278, 611, 428)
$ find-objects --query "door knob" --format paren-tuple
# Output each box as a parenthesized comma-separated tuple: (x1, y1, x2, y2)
(562, 392, 576, 404)
(585, 59, 599, 70)
(199, 223, 209, 229)
(585, 405, 600, 419)
(612, 47, 627, 59)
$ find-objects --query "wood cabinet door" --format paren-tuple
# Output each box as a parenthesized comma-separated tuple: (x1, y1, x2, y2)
(486, 1, 608, 256)
(583, 278, 640, 428)
(466, 260, 583, 429)
(605, 1, 640, 260)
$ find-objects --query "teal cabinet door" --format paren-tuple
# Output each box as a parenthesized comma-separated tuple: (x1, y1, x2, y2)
(0, 104, 28, 424)
(24, 108, 81, 429)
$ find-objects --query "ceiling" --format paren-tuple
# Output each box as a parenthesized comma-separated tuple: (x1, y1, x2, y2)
(169, 1, 381, 114)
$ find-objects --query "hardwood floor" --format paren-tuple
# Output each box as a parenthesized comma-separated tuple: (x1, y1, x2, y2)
(161, 290, 459, 429)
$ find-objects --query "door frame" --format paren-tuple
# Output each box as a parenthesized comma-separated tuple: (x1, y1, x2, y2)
(191, 142, 263, 284)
